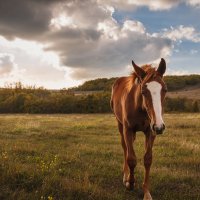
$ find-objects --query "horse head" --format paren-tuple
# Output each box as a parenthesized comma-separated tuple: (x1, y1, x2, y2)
(132, 58, 167, 135)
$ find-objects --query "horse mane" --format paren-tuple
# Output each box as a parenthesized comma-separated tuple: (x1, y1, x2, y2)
(131, 64, 157, 84)
(120, 64, 156, 92)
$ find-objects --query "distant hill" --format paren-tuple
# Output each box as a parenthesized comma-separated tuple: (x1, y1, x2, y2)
(167, 84, 200, 100)
(68, 78, 117, 92)
(68, 75, 200, 99)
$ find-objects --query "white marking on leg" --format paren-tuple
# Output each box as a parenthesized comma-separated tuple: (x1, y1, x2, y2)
(146, 81, 164, 128)
(143, 191, 152, 200)
(125, 181, 130, 188)
(123, 173, 127, 184)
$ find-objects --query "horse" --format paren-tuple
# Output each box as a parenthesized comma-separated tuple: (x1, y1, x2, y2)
(110, 58, 167, 200)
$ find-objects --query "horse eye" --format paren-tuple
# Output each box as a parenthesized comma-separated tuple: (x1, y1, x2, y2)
(162, 88, 168, 92)
(141, 90, 146, 95)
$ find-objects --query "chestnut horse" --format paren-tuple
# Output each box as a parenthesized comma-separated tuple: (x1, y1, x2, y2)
(111, 58, 167, 200)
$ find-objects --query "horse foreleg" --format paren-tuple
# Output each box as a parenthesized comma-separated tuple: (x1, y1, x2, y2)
(124, 126, 137, 190)
(118, 122, 129, 185)
(143, 133, 156, 200)
(121, 134, 129, 185)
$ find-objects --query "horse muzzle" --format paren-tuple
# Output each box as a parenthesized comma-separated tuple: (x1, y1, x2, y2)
(152, 123, 165, 135)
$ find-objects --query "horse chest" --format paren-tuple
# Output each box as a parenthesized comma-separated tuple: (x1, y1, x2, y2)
(126, 114, 150, 132)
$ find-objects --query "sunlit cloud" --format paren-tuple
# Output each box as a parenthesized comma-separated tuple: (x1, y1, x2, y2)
(161, 25, 200, 42)
(167, 68, 190, 75)
(50, 14, 76, 29)
(0, 36, 81, 89)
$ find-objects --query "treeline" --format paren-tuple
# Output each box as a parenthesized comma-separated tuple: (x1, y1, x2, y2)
(69, 78, 116, 92)
(0, 83, 110, 113)
(164, 97, 199, 112)
(0, 82, 199, 113)
(69, 75, 200, 92)
(164, 75, 200, 91)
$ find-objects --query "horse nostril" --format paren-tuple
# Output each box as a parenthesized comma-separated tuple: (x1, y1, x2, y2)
(152, 123, 165, 134)
(162, 124, 165, 130)
(152, 124, 156, 131)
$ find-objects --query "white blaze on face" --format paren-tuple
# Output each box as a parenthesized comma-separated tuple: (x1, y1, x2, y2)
(146, 81, 164, 128)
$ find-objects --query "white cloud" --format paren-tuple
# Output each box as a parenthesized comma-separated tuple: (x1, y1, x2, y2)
(101, 0, 200, 11)
(52, 0, 113, 29)
(160, 25, 200, 42)
(97, 18, 119, 40)
(187, 0, 200, 7)
(98, 0, 180, 11)
(167, 68, 190, 75)
(122, 20, 146, 34)
(46, 8, 172, 79)
(190, 49, 198, 54)
(50, 14, 76, 30)
(97, 19, 146, 40)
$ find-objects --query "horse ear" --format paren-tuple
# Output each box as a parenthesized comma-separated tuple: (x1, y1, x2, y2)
(132, 60, 146, 80)
(157, 58, 166, 76)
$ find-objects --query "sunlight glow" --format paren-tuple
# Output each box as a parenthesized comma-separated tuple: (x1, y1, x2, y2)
(0, 36, 81, 89)
(50, 14, 76, 29)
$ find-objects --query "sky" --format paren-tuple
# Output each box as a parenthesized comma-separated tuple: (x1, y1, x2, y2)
(0, 0, 200, 89)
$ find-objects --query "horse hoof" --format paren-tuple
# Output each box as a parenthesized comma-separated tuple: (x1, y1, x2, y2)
(143, 192, 152, 200)
(125, 181, 134, 190)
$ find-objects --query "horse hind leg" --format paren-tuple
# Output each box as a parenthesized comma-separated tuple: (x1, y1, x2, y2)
(117, 121, 129, 186)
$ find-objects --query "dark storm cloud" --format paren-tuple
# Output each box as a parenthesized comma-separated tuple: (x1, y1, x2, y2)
(0, 0, 64, 40)
(0, 0, 108, 40)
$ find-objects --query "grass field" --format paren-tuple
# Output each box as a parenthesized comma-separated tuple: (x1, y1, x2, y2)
(0, 114, 200, 200)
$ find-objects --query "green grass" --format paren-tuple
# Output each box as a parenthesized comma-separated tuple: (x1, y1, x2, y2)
(0, 113, 200, 200)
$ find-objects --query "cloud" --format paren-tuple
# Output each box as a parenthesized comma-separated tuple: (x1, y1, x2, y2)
(47, 19, 172, 79)
(99, 0, 181, 11)
(43, 0, 172, 79)
(122, 20, 146, 33)
(0, 36, 81, 89)
(0, 0, 174, 81)
(101, 0, 200, 11)
(160, 25, 200, 42)
(190, 49, 198, 54)
(187, 0, 200, 7)
(0, 53, 17, 76)
(167, 68, 190, 75)
(0, 0, 55, 40)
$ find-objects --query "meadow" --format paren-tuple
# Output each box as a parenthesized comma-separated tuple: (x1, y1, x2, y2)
(0, 113, 200, 200)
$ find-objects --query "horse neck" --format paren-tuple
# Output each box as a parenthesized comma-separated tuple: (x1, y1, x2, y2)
(131, 83, 144, 111)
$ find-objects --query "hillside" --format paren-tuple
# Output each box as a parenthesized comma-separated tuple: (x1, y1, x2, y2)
(69, 75, 200, 99)
(167, 84, 200, 100)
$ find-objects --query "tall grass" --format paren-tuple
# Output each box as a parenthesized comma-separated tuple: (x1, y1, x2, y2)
(0, 114, 200, 200)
